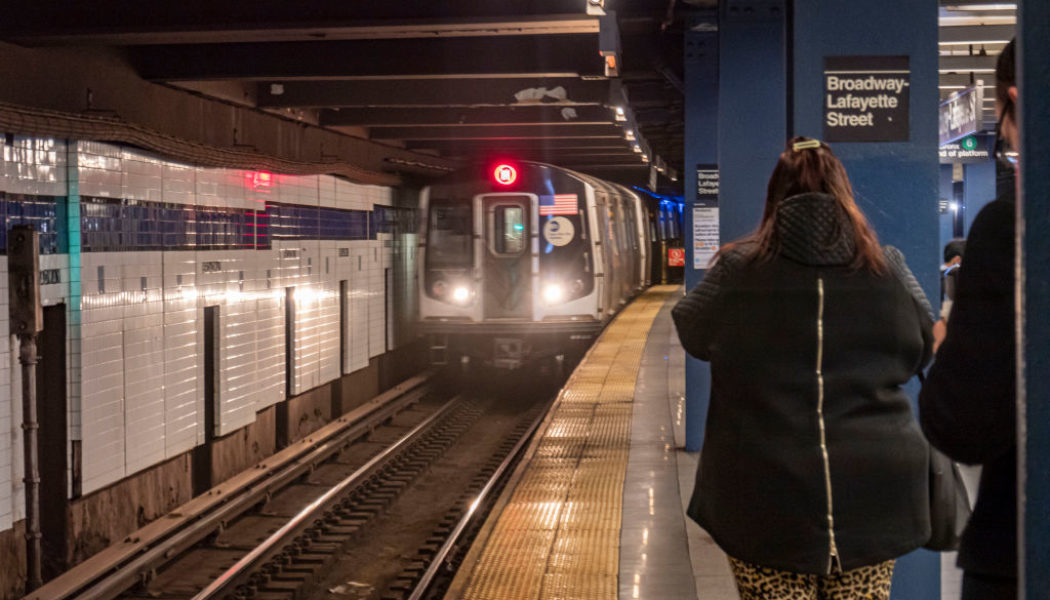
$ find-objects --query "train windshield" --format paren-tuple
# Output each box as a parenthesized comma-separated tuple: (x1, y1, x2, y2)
(426, 200, 473, 267)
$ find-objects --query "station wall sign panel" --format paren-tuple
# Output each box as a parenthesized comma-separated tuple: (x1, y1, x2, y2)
(824, 55, 910, 142)
(939, 84, 984, 146)
(693, 164, 719, 269)
(939, 134, 992, 164)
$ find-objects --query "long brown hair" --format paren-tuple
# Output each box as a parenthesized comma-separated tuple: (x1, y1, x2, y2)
(718, 136, 886, 273)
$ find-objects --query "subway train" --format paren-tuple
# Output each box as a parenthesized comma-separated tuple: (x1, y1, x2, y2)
(418, 160, 663, 368)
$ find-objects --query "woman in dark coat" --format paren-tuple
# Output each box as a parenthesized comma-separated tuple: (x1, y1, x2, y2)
(672, 137, 934, 599)
(919, 39, 1019, 600)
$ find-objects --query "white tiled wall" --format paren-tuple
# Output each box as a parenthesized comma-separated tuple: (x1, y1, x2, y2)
(121, 252, 166, 475)
(0, 139, 69, 524)
(206, 252, 257, 436)
(4, 137, 67, 197)
(253, 260, 285, 412)
(161, 252, 201, 457)
(0, 137, 410, 512)
(0, 135, 13, 530)
(350, 248, 371, 372)
(0, 260, 11, 532)
(369, 243, 386, 359)
(79, 254, 129, 493)
(318, 243, 341, 386)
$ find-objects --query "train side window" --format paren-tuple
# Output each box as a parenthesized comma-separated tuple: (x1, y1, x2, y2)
(493, 205, 525, 255)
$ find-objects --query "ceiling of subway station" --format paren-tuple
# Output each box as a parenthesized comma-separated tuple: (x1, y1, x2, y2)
(0, 1, 689, 191)
(0, 1, 1015, 190)
(938, 1, 1017, 132)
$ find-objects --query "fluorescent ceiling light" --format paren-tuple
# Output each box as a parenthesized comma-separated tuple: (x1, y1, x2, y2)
(944, 3, 1016, 10)
(939, 16, 1016, 25)
(938, 39, 1010, 45)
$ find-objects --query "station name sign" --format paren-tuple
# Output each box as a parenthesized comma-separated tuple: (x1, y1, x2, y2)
(696, 166, 719, 204)
(824, 56, 910, 142)
(939, 84, 983, 146)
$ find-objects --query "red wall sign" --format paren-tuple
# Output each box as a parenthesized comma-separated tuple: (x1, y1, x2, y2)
(668, 247, 685, 267)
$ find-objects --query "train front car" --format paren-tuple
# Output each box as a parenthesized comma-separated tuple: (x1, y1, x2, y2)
(419, 161, 611, 368)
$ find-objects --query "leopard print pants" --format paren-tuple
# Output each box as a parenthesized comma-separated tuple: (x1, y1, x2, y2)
(727, 556, 895, 600)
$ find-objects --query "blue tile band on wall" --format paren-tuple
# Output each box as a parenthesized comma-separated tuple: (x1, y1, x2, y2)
(77, 197, 388, 252)
(0, 192, 417, 253)
(269, 202, 369, 242)
(370, 204, 418, 239)
(0, 191, 64, 254)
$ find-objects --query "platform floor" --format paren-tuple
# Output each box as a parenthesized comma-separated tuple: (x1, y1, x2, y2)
(447, 286, 963, 599)
(628, 289, 737, 600)
(447, 286, 737, 599)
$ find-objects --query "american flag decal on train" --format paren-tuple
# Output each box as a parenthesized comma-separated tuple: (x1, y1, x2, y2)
(539, 193, 578, 215)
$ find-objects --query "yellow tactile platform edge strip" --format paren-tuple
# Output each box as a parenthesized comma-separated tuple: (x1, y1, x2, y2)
(455, 286, 677, 600)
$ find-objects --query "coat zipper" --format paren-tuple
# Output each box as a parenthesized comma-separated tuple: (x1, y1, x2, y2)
(816, 276, 840, 574)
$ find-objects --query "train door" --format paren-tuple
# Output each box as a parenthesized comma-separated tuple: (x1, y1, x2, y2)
(477, 194, 533, 319)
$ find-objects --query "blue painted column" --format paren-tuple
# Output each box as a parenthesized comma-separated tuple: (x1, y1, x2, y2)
(963, 160, 996, 234)
(693, 3, 787, 452)
(939, 164, 954, 251)
(682, 10, 718, 451)
(682, 1, 787, 452)
(717, 4, 786, 243)
(791, 2, 940, 598)
(1018, 2, 1050, 596)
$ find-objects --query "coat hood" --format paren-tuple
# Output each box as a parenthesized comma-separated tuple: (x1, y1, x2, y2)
(774, 192, 856, 267)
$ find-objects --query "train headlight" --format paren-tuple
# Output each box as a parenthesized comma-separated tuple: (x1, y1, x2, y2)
(452, 286, 471, 304)
(543, 283, 564, 305)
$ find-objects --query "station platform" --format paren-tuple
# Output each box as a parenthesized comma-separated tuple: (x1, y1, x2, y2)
(447, 285, 738, 599)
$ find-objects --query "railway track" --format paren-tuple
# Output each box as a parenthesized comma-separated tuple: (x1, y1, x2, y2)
(29, 366, 564, 600)
(24, 373, 440, 600)
(154, 394, 483, 600)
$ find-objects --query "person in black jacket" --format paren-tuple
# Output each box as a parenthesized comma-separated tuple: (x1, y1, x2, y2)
(919, 39, 1018, 600)
(673, 137, 933, 600)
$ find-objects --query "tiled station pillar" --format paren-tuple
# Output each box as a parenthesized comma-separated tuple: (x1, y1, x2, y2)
(1019, 2, 1050, 596)
(791, 2, 940, 597)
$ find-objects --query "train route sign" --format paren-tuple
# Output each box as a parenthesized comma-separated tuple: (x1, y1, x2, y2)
(939, 134, 991, 164)
(824, 55, 910, 142)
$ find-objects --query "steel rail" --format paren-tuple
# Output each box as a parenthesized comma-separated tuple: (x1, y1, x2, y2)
(407, 397, 553, 600)
(44, 374, 434, 600)
(191, 394, 465, 600)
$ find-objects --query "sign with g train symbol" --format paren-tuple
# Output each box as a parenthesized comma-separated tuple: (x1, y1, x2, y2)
(824, 55, 910, 142)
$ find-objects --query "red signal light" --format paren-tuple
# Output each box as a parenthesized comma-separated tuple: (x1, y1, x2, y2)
(493, 164, 517, 185)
